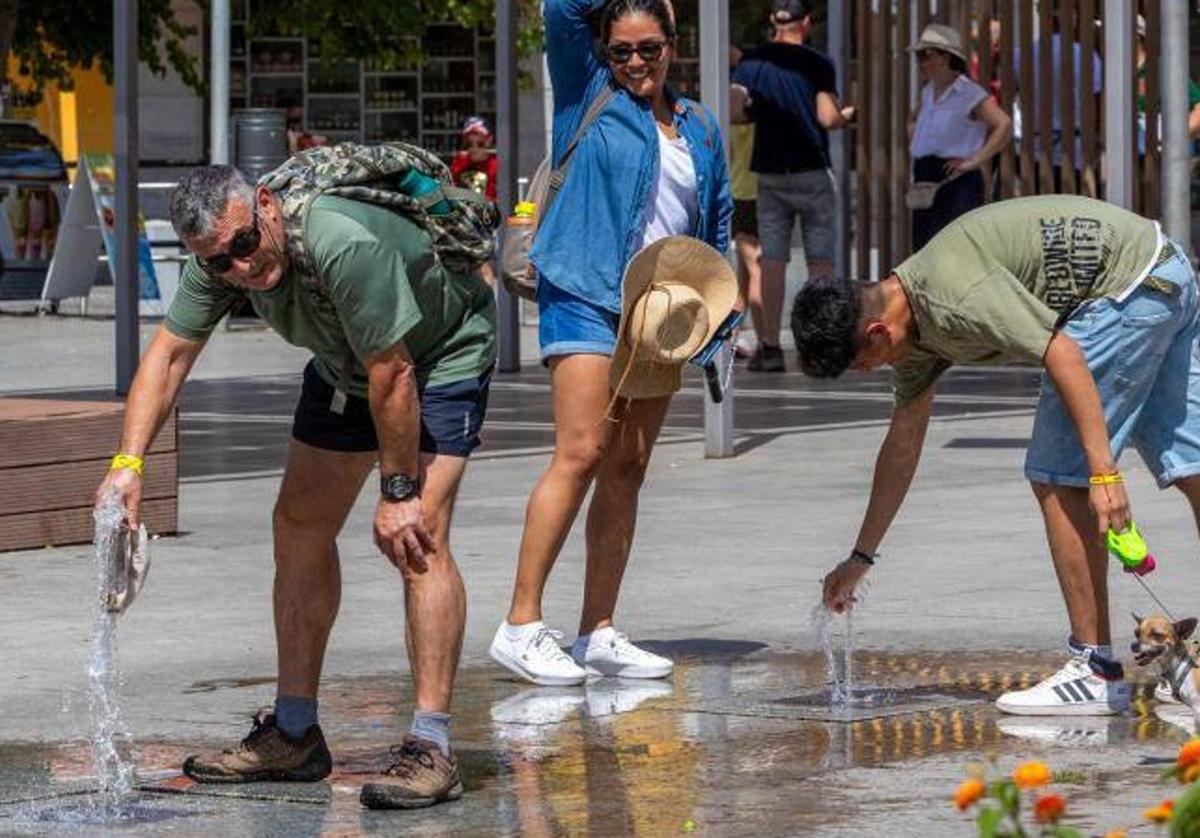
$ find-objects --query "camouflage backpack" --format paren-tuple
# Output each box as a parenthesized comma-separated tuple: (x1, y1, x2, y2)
(259, 142, 499, 312)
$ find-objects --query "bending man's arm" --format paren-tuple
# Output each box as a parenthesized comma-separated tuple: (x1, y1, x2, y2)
(96, 326, 206, 528)
(367, 340, 434, 573)
(1042, 331, 1129, 536)
(822, 387, 935, 612)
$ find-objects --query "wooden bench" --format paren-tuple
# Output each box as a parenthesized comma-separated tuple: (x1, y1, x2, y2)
(0, 398, 177, 552)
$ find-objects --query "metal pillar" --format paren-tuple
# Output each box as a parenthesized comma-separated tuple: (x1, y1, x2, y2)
(828, 0, 851, 279)
(1160, 0, 1192, 257)
(114, 0, 140, 394)
(210, 0, 230, 165)
(1103, 0, 1134, 208)
(699, 0, 733, 458)
(495, 0, 520, 372)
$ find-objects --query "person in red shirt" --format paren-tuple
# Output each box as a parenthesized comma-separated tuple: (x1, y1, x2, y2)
(450, 116, 498, 201)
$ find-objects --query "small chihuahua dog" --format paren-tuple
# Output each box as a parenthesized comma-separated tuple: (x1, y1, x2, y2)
(1132, 614, 1200, 717)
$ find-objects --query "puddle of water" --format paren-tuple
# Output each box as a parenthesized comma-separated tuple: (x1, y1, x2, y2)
(88, 499, 136, 817)
(5, 795, 190, 827)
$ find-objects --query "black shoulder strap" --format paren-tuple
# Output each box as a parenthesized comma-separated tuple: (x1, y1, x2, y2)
(548, 82, 617, 190)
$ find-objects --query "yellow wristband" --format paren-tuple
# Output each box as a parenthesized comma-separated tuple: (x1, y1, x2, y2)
(110, 454, 145, 476)
(1088, 472, 1123, 485)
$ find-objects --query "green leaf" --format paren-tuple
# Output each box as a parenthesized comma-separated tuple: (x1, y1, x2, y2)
(1045, 827, 1084, 838)
(997, 782, 1020, 815)
(1171, 780, 1200, 838)
(977, 806, 1003, 838)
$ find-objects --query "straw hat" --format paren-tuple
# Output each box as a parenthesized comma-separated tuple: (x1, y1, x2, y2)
(908, 23, 967, 64)
(609, 236, 737, 400)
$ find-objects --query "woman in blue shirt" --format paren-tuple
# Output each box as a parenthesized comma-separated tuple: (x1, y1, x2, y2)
(489, 0, 731, 686)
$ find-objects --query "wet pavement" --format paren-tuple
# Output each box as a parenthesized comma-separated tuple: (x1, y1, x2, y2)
(0, 648, 1193, 837)
(6, 318, 1200, 835)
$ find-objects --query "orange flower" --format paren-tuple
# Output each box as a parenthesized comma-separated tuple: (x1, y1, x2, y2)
(1012, 761, 1052, 789)
(1033, 793, 1067, 823)
(1179, 739, 1200, 768)
(953, 778, 986, 811)
(1103, 831, 1127, 838)
(1144, 799, 1175, 823)
(1184, 762, 1200, 784)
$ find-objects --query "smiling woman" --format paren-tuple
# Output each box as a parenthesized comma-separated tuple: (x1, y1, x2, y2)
(488, 0, 732, 688)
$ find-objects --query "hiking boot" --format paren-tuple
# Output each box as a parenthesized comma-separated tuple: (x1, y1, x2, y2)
(182, 712, 332, 784)
(747, 343, 785, 372)
(359, 735, 463, 810)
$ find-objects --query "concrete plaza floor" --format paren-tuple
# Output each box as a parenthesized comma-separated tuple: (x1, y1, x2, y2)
(2, 310, 1200, 835)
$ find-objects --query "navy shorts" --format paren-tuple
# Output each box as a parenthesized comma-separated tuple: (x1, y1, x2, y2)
(292, 360, 492, 457)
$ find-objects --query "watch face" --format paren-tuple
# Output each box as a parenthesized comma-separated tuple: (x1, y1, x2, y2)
(381, 473, 419, 500)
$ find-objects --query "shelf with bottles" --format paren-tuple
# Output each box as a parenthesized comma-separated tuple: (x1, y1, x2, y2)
(306, 97, 362, 132)
(422, 56, 476, 95)
(231, 63, 248, 97)
(421, 100, 475, 132)
(307, 59, 360, 95)
(250, 75, 303, 108)
(365, 75, 419, 111)
(366, 111, 420, 143)
(250, 40, 304, 75)
(420, 132, 461, 158)
(231, 24, 248, 60)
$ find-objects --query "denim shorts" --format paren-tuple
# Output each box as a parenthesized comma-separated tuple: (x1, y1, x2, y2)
(292, 360, 491, 457)
(537, 279, 621, 361)
(1025, 242, 1200, 488)
(756, 169, 837, 263)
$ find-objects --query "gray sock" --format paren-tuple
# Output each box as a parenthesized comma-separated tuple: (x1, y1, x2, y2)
(411, 710, 452, 756)
(274, 694, 318, 740)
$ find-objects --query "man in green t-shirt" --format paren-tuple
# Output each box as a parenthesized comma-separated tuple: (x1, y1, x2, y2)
(94, 164, 496, 809)
(792, 195, 1200, 717)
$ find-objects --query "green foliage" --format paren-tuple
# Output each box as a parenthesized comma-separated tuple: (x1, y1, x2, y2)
(249, 0, 544, 69)
(1172, 782, 1200, 838)
(7, 0, 202, 102)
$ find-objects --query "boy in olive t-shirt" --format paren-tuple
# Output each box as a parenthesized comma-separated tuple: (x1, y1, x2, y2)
(791, 195, 1200, 717)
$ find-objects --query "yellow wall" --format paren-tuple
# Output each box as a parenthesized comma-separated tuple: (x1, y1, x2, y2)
(8, 58, 114, 172)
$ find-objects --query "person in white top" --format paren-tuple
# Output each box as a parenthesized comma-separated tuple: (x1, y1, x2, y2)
(906, 24, 1012, 250)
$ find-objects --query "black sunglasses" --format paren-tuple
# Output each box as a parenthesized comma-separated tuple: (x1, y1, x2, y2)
(915, 49, 941, 61)
(197, 205, 262, 275)
(606, 40, 669, 65)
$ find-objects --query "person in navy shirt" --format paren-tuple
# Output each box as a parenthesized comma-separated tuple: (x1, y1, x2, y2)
(732, 0, 853, 372)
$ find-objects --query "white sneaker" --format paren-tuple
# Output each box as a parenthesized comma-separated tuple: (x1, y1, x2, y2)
(490, 688, 586, 726)
(995, 656, 1130, 716)
(1156, 679, 1181, 704)
(996, 716, 1121, 747)
(584, 678, 673, 718)
(571, 627, 673, 679)
(489, 621, 587, 686)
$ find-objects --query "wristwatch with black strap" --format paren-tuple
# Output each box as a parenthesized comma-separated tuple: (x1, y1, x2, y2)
(380, 472, 421, 502)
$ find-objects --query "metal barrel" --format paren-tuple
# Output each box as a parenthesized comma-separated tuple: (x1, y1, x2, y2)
(230, 109, 289, 183)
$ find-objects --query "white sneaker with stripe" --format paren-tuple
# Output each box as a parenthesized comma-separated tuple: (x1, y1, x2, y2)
(995, 656, 1130, 716)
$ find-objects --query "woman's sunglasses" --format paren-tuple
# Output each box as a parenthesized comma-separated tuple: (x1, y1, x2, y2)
(606, 40, 668, 65)
(915, 49, 942, 61)
(197, 205, 262, 275)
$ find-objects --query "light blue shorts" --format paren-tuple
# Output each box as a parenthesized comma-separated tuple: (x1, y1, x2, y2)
(537, 280, 620, 361)
(1025, 242, 1200, 488)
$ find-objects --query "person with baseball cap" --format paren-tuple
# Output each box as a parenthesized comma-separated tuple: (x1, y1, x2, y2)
(730, 0, 854, 373)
